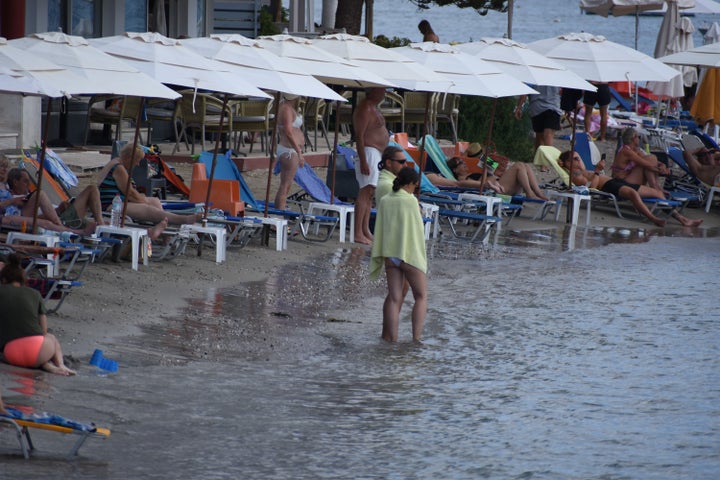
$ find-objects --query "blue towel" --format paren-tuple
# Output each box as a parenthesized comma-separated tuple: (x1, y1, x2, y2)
(336, 145, 357, 169)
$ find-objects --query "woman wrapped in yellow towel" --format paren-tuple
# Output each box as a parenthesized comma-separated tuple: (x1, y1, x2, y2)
(370, 167, 427, 343)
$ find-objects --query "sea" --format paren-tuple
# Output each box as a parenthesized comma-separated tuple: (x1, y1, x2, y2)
(318, 0, 720, 56)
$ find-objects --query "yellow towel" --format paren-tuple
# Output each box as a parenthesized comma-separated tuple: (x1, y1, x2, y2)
(370, 189, 427, 279)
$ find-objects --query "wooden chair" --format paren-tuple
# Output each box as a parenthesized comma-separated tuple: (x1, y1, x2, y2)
(175, 91, 233, 155)
(434, 93, 460, 143)
(144, 97, 182, 146)
(231, 98, 274, 153)
(380, 91, 405, 134)
(303, 97, 331, 151)
(404, 91, 437, 142)
(83, 95, 145, 146)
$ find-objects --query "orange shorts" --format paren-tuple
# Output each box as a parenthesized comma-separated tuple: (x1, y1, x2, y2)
(4, 335, 44, 368)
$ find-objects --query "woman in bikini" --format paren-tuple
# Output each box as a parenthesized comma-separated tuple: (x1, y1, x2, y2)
(612, 127, 669, 192)
(274, 94, 305, 210)
(0, 253, 76, 375)
(559, 150, 701, 228)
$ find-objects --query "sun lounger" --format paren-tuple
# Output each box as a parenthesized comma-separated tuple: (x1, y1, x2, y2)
(0, 407, 110, 459)
(197, 151, 338, 244)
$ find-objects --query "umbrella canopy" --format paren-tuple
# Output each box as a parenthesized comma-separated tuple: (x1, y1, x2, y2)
(580, 0, 696, 49)
(647, 7, 697, 97)
(389, 42, 537, 98)
(9, 32, 180, 99)
(654, 0, 720, 14)
(90, 32, 270, 98)
(256, 31, 394, 88)
(659, 39, 720, 66)
(454, 38, 597, 91)
(690, 67, 720, 122)
(704, 21, 720, 44)
(182, 34, 345, 101)
(312, 33, 452, 92)
(0, 36, 96, 97)
(528, 32, 681, 82)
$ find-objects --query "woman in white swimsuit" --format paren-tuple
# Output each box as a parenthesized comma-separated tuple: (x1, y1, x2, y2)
(274, 94, 305, 210)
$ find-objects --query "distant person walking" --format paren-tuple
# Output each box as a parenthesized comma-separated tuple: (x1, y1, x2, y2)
(418, 20, 439, 42)
(353, 87, 390, 245)
(516, 85, 562, 152)
(583, 82, 611, 141)
(370, 167, 427, 343)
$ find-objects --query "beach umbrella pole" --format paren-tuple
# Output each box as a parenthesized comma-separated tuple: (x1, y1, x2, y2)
(261, 92, 282, 247)
(330, 99, 341, 203)
(31, 101, 54, 234)
(479, 98, 498, 194)
(199, 93, 230, 256)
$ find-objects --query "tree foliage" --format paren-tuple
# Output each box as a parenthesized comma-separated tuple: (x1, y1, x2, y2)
(410, 0, 508, 15)
(457, 96, 534, 162)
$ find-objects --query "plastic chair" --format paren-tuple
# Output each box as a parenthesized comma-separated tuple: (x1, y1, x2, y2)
(175, 91, 233, 154)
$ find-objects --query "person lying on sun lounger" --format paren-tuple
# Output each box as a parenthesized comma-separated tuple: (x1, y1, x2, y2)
(0, 160, 96, 235)
(559, 150, 702, 228)
(612, 127, 669, 192)
(425, 146, 548, 200)
(97, 143, 200, 227)
(682, 145, 720, 187)
(0, 254, 76, 376)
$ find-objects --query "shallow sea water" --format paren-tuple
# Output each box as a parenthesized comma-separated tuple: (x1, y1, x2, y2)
(2, 225, 719, 479)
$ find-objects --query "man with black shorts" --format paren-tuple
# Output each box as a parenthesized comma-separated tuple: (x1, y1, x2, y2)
(515, 85, 562, 152)
(583, 82, 610, 141)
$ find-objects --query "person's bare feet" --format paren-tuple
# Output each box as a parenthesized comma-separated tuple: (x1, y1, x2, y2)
(147, 218, 169, 240)
(681, 217, 703, 227)
(651, 217, 667, 227)
(41, 362, 76, 376)
(354, 235, 373, 245)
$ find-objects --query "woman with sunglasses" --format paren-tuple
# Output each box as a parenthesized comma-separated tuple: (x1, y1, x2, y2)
(375, 146, 409, 204)
(612, 127, 669, 192)
(371, 167, 427, 343)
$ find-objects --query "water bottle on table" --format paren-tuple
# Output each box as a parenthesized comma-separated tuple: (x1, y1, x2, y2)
(110, 193, 123, 227)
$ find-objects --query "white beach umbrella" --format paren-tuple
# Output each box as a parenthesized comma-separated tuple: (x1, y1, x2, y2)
(312, 33, 452, 92)
(256, 31, 395, 88)
(454, 38, 597, 91)
(654, 0, 720, 14)
(658, 40, 720, 66)
(580, 0, 698, 49)
(390, 42, 537, 98)
(703, 22, 720, 44)
(9, 32, 179, 99)
(528, 32, 681, 82)
(90, 32, 270, 98)
(182, 34, 344, 101)
(0, 36, 97, 97)
(647, 8, 697, 97)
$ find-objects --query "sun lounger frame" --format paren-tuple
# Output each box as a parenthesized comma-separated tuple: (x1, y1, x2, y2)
(0, 416, 110, 459)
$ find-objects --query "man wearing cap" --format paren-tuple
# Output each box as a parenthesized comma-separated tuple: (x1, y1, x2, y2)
(353, 87, 389, 245)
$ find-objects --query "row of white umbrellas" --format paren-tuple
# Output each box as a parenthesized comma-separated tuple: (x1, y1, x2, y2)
(0, 30, 685, 106)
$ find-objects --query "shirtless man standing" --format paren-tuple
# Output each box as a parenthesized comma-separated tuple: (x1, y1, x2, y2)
(353, 87, 389, 245)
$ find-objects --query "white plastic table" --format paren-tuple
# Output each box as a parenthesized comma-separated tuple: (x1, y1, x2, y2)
(546, 190, 592, 226)
(307, 202, 355, 243)
(95, 225, 149, 271)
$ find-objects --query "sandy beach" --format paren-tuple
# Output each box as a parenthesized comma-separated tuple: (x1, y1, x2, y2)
(1, 125, 719, 471)
(5, 125, 720, 362)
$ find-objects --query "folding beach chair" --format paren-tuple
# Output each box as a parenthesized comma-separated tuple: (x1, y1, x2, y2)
(197, 152, 338, 243)
(0, 407, 110, 459)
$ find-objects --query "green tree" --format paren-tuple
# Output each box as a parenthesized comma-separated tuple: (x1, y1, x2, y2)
(410, 0, 508, 15)
(457, 96, 534, 162)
